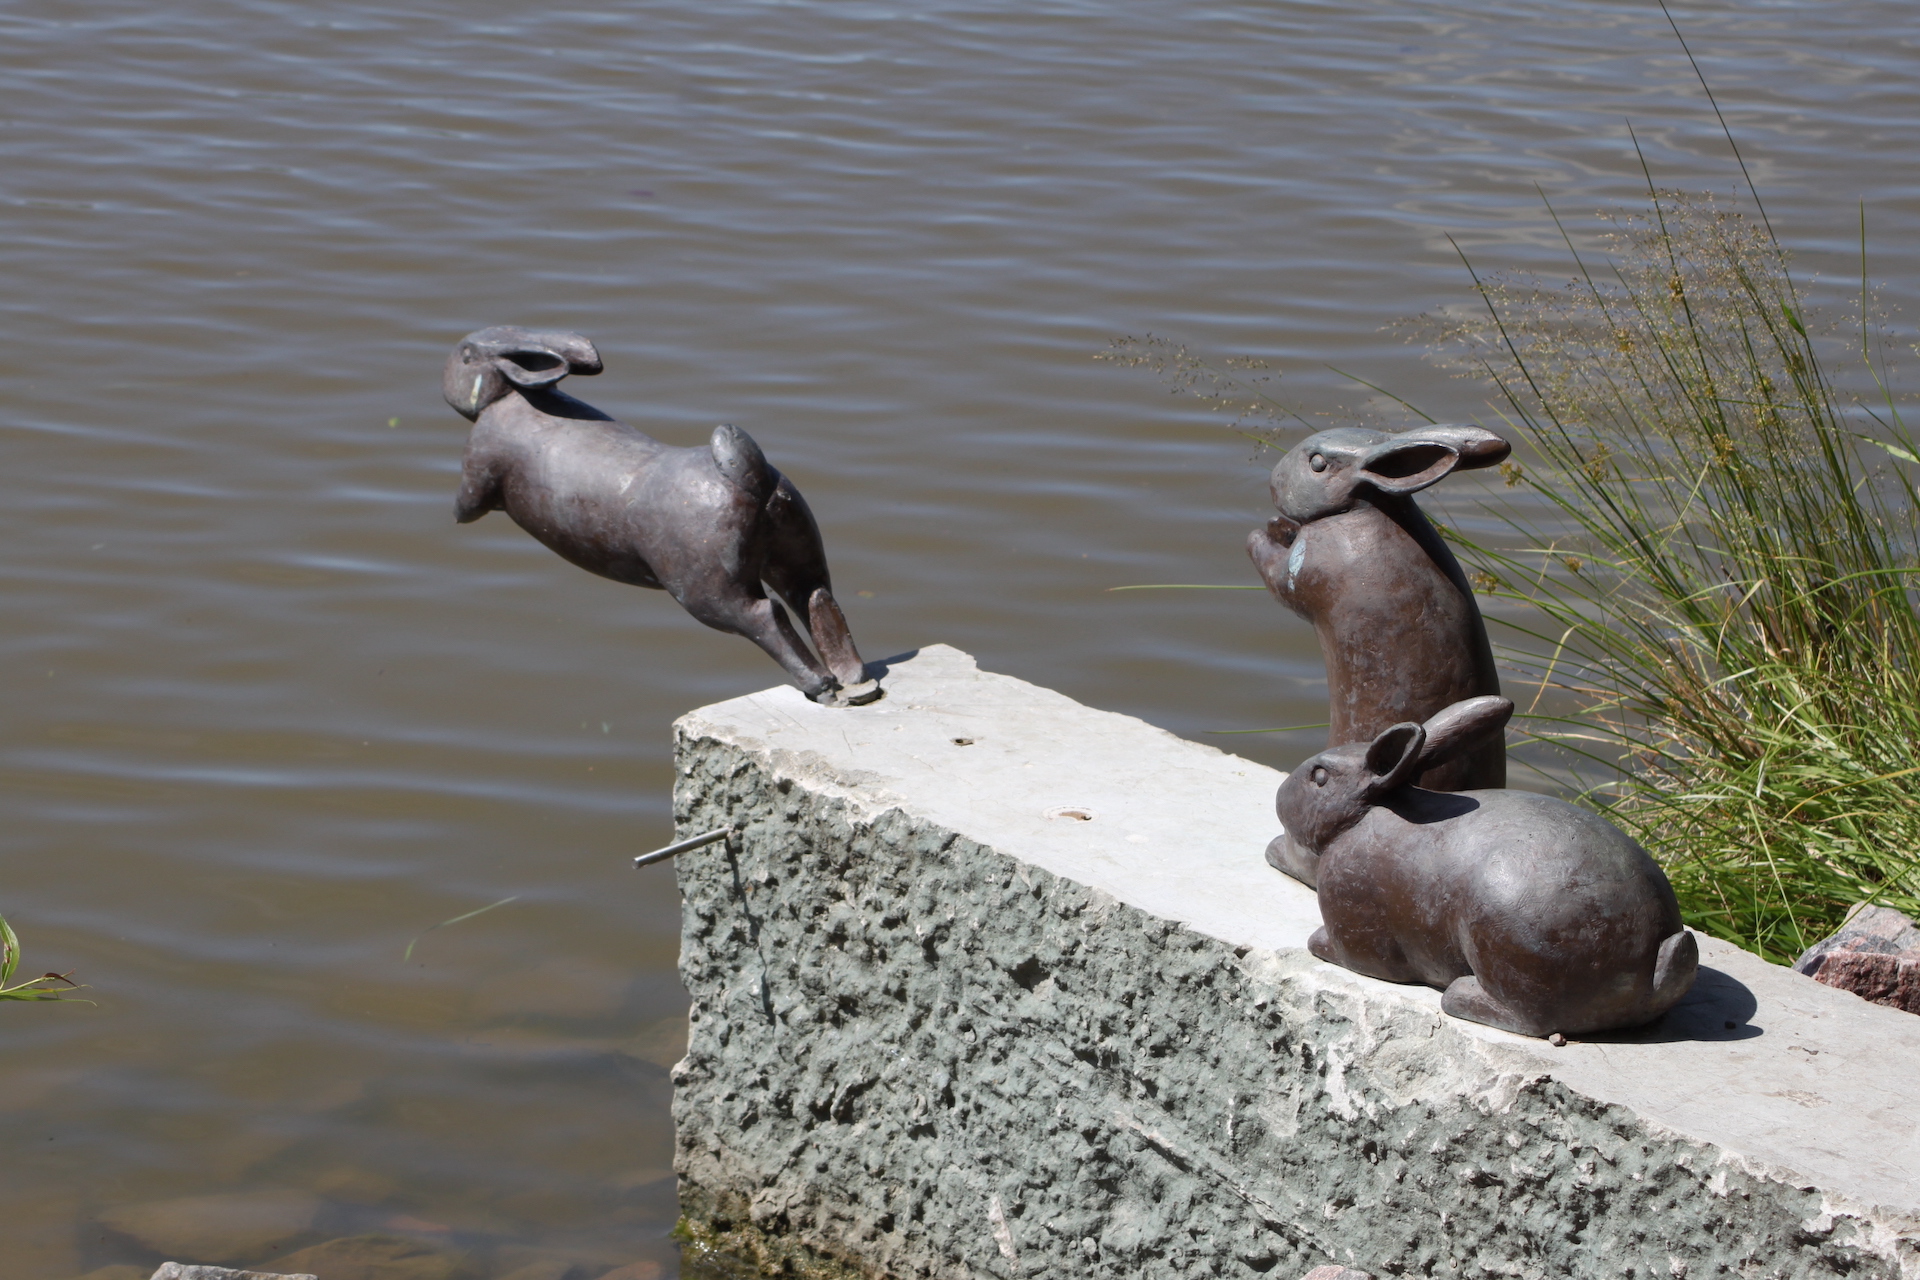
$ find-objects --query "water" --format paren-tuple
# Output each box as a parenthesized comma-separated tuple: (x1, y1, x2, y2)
(4, 2, 1917, 1275)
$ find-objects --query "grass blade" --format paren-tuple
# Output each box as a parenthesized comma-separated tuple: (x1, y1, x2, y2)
(404, 895, 523, 963)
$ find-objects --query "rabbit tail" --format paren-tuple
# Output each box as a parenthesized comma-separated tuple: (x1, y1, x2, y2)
(1649, 929, 1699, 1016)
(711, 424, 777, 506)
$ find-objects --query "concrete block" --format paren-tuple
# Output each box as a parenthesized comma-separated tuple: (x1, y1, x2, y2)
(671, 645, 1920, 1279)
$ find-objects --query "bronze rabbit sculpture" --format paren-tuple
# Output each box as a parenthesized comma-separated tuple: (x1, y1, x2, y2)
(1249, 424, 1510, 882)
(1277, 695, 1698, 1038)
(443, 326, 879, 705)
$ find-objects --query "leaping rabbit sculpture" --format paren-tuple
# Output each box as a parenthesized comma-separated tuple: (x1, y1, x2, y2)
(443, 326, 879, 706)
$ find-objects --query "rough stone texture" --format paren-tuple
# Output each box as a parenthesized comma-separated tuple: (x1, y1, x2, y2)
(1795, 905, 1920, 1015)
(1796, 904, 1920, 967)
(1299, 1269, 1374, 1280)
(671, 646, 1920, 1280)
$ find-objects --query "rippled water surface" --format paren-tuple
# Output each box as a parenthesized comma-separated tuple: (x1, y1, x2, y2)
(6, 2, 1919, 1275)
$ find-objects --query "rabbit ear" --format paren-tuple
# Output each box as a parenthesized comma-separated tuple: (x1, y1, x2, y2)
(493, 346, 572, 390)
(1364, 722, 1427, 797)
(1356, 425, 1511, 496)
(1416, 696, 1514, 771)
(1356, 440, 1459, 495)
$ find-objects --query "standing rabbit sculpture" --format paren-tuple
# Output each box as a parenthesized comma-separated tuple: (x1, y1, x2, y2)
(1277, 695, 1698, 1038)
(1249, 424, 1511, 884)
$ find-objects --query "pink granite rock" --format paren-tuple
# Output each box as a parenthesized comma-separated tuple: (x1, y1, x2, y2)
(1793, 903, 1920, 1015)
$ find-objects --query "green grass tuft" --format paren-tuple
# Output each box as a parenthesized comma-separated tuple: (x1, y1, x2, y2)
(1432, 188, 1920, 963)
(0, 911, 86, 1003)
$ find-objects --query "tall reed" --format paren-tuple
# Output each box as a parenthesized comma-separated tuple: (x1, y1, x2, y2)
(1434, 190, 1920, 963)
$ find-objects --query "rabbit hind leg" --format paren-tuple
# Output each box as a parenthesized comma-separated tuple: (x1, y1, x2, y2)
(757, 540, 875, 701)
(1310, 925, 1420, 984)
(801, 587, 878, 699)
(1441, 974, 1556, 1037)
(680, 584, 839, 702)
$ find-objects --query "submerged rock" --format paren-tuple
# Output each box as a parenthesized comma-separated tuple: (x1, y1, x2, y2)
(97, 1191, 322, 1266)
(497, 1265, 659, 1280)
(1794, 903, 1920, 1015)
(148, 1265, 318, 1279)
(495, 1262, 582, 1280)
(487, 1243, 629, 1280)
(269, 1234, 464, 1280)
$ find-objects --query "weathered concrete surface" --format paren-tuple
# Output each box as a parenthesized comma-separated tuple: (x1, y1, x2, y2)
(670, 645, 1920, 1280)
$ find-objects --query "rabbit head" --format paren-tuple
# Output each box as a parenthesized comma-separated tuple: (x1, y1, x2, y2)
(1269, 424, 1510, 524)
(444, 326, 604, 421)
(1276, 695, 1515, 856)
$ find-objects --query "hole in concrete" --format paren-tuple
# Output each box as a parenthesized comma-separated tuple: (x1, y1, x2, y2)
(1045, 806, 1096, 822)
(1009, 956, 1049, 990)
(951, 737, 975, 745)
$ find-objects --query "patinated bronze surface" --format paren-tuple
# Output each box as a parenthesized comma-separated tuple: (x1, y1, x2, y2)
(1248, 424, 1509, 883)
(1276, 696, 1699, 1038)
(443, 326, 879, 705)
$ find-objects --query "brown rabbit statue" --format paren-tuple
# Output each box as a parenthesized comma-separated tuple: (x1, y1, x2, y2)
(1276, 695, 1698, 1038)
(443, 326, 879, 706)
(1249, 424, 1510, 883)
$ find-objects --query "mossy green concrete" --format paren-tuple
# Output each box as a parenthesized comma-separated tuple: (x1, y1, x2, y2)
(676, 1190, 881, 1280)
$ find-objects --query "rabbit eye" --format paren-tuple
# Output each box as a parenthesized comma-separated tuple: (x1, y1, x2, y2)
(1310, 766, 1328, 786)
(1309, 453, 1328, 473)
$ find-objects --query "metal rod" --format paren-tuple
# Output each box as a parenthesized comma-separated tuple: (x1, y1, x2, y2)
(634, 826, 732, 868)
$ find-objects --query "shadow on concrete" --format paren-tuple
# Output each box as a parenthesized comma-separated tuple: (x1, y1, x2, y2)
(867, 648, 922, 681)
(1582, 964, 1763, 1045)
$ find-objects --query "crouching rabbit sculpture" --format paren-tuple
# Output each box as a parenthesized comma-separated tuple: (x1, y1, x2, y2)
(1277, 695, 1698, 1038)
(443, 326, 879, 705)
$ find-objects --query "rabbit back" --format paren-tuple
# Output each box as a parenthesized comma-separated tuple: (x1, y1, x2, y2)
(1314, 788, 1692, 1034)
(1253, 506, 1503, 793)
